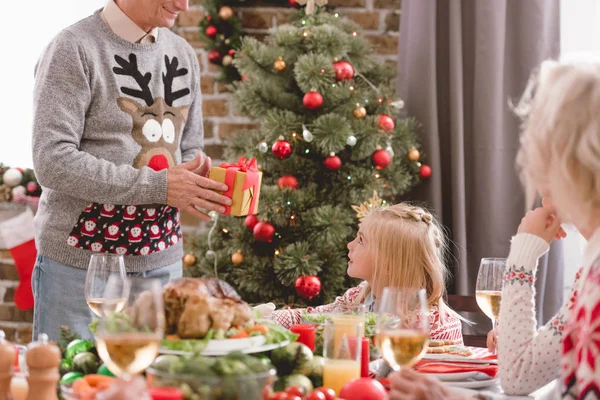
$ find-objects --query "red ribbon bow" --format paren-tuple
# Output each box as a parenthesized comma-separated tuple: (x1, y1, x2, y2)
(220, 157, 260, 215)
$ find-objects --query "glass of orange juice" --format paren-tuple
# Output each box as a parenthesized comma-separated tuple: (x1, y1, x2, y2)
(322, 319, 363, 395)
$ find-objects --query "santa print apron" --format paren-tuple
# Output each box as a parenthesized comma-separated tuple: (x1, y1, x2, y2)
(66, 203, 181, 256)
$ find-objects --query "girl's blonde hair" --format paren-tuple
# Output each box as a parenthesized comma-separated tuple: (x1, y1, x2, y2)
(355, 203, 458, 323)
(514, 58, 600, 226)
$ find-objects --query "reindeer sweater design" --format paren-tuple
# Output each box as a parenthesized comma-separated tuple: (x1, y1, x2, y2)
(31, 10, 203, 272)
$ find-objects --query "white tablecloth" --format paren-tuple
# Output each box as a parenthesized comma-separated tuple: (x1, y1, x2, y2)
(469, 380, 557, 399)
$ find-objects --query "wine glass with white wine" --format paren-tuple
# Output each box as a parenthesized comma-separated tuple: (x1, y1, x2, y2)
(85, 254, 128, 317)
(375, 287, 429, 371)
(95, 276, 165, 381)
(475, 258, 506, 341)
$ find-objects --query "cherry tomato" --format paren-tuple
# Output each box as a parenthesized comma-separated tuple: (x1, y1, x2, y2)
(269, 392, 289, 400)
(304, 391, 326, 400)
(313, 387, 336, 400)
(285, 386, 305, 397)
(262, 384, 273, 399)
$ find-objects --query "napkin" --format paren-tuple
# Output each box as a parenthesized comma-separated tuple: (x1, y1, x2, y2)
(414, 360, 498, 378)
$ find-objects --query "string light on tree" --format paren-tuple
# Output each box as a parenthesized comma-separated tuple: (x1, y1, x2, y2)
(274, 57, 286, 72)
(295, 275, 321, 300)
(372, 149, 392, 170)
(378, 114, 395, 132)
(324, 153, 342, 170)
(272, 137, 293, 159)
(303, 91, 323, 110)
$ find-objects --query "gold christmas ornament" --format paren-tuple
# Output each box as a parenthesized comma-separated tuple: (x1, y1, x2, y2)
(218, 6, 234, 20)
(183, 252, 196, 266)
(407, 148, 420, 161)
(353, 106, 367, 119)
(222, 55, 233, 66)
(232, 251, 244, 265)
(274, 57, 286, 72)
(351, 191, 383, 221)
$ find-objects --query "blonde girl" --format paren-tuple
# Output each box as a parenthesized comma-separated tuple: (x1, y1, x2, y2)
(270, 202, 463, 345)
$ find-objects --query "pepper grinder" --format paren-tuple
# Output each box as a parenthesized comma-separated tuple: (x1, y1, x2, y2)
(25, 334, 60, 400)
(0, 331, 16, 400)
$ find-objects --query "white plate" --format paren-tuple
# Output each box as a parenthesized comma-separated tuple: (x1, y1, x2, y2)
(447, 387, 479, 397)
(445, 377, 500, 389)
(422, 353, 498, 364)
(160, 338, 290, 357)
(427, 371, 491, 382)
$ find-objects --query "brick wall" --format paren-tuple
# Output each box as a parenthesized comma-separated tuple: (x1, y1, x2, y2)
(174, 0, 402, 162)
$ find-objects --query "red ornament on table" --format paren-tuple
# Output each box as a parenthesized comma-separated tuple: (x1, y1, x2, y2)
(333, 61, 355, 80)
(277, 175, 298, 190)
(420, 164, 432, 179)
(207, 50, 222, 64)
(372, 149, 391, 170)
(323, 154, 342, 170)
(244, 214, 259, 231)
(205, 25, 218, 37)
(290, 324, 316, 351)
(303, 91, 323, 110)
(253, 221, 275, 242)
(378, 114, 395, 132)
(272, 138, 293, 159)
(295, 275, 321, 299)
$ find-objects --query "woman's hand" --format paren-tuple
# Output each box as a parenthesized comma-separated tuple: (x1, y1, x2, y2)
(517, 206, 564, 244)
(388, 368, 470, 400)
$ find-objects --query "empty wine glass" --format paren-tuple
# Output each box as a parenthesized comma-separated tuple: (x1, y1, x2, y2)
(85, 254, 128, 317)
(475, 258, 506, 336)
(375, 287, 429, 371)
(95, 276, 165, 381)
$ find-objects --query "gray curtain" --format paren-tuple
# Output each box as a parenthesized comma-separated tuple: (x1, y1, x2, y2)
(397, 0, 563, 328)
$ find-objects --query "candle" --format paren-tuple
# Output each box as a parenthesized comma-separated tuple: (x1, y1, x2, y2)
(290, 324, 316, 351)
(323, 359, 360, 395)
(360, 337, 370, 377)
(331, 316, 364, 356)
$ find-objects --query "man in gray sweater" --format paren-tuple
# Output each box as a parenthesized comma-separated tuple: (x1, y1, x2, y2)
(31, 0, 231, 341)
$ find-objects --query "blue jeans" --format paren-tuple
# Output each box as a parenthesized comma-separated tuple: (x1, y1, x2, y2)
(31, 255, 182, 343)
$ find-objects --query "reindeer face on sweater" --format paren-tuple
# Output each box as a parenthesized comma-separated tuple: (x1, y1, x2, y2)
(113, 54, 190, 171)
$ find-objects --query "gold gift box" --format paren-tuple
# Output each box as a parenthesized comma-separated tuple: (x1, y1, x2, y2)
(209, 166, 262, 216)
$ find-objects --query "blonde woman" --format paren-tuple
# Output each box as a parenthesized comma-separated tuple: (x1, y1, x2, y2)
(270, 203, 464, 345)
(388, 59, 600, 399)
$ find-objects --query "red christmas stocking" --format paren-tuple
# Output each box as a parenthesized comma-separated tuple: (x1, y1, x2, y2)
(0, 208, 36, 310)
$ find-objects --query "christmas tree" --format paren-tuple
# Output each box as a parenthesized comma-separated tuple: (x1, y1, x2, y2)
(185, 1, 428, 307)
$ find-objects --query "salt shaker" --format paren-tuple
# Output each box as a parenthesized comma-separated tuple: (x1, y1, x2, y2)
(0, 331, 16, 400)
(25, 334, 60, 400)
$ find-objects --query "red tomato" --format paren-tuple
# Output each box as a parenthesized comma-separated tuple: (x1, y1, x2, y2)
(269, 392, 289, 400)
(287, 397, 302, 400)
(339, 378, 387, 400)
(313, 388, 336, 400)
(262, 384, 274, 399)
(304, 391, 326, 400)
(285, 386, 305, 396)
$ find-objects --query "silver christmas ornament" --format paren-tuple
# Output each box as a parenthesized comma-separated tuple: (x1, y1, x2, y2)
(346, 135, 357, 146)
(302, 129, 314, 142)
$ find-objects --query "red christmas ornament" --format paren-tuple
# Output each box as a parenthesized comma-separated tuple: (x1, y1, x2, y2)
(207, 50, 221, 64)
(289, 0, 299, 7)
(277, 175, 299, 190)
(372, 149, 392, 170)
(206, 15, 213, 22)
(303, 91, 323, 110)
(378, 114, 395, 132)
(324, 154, 342, 170)
(205, 25, 218, 37)
(420, 164, 432, 179)
(272, 138, 293, 159)
(295, 275, 322, 300)
(244, 214, 259, 231)
(253, 221, 275, 242)
(228, 49, 236, 56)
(333, 61, 355, 81)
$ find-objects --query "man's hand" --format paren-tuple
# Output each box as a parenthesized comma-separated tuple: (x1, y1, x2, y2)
(487, 329, 497, 353)
(193, 154, 212, 178)
(517, 206, 563, 244)
(388, 368, 470, 400)
(166, 154, 231, 221)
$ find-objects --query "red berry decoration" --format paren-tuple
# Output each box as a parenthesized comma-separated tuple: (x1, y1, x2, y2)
(244, 214, 259, 231)
(372, 149, 392, 170)
(272, 138, 293, 159)
(206, 15, 213, 22)
(207, 50, 222, 64)
(323, 154, 342, 170)
(228, 49, 236, 56)
(303, 91, 323, 110)
(378, 114, 395, 132)
(205, 25, 218, 37)
(295, 276, 321, 300)
(333, 61, 355, 81)
(253, 221, 275, 242)
(277, 175, 298, 190)
(420, 164, 432, 179)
